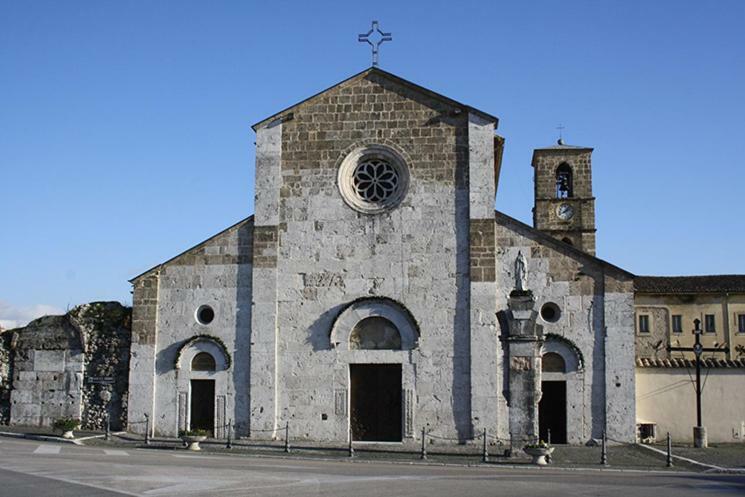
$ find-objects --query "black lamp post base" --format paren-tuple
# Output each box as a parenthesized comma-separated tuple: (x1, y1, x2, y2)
(693, 426, 707, 448)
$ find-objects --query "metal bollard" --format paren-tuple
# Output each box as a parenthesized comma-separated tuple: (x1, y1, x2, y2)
(144, 413, 151, 446)
(105, 412, 111, 441)
(226, 420, 233, 449)
(547, 428, 551, 446)
(482, 428, 489, 463)
(666, 432, 673, 468)
(601, 430, 608, 466)
(284, 421, 290, 453)
(421, 427, 427, 460)
(348, 433, 354, 458)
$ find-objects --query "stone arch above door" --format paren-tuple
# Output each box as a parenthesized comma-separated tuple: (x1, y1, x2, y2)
(329, 298, 419, 351)
(174, 335, 231, 371)
(542, 334, 583, 373)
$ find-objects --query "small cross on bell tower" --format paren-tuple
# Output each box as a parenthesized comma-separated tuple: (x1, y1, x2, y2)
(358, 20, 392, 67)
(556, 124, 565, 144)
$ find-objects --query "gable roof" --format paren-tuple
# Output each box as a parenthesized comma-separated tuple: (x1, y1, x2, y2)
(635, 275, 745, 294)
(251, 67, 499, 131)
(637, 357, 745, 368)
(533, 139, 593, 152)
(494, 210, 634, 279)
(129, 216, 254, 283)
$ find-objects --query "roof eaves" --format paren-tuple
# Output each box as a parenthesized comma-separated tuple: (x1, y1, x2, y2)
(251, 67, 499, 132)
(129, 215, 254, 283)
(494, 210, 634, 279)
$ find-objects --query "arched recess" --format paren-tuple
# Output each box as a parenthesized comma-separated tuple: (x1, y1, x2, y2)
(555, 163, 574, 198)
(542, 352, 566, 373)
(330, 298, 419, 351)
(542, 333, 584, 371)
(350, 316, 402, 350)
(192, 352, 217, 372)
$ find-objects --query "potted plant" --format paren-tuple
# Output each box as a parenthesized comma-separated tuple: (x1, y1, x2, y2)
(523, 440, 554, 466)
(53, 418, 80, 439)
(180, 429, 209, 451)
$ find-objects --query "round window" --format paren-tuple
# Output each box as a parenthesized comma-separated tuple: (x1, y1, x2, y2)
(338, 145, 409, 214)
(540, 302, 561, 323)
(353, 159, 400, 203)
(196, 305, 214, 325)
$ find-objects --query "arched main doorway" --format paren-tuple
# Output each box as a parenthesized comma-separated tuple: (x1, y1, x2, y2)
(330, 298, 419, 442)
(349, 316, 403, 441)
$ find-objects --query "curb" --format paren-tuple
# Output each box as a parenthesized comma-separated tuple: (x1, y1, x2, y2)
(139, 445, 706, 475)
(0, 431, 81, 445)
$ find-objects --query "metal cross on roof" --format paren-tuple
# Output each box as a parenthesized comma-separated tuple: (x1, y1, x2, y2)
(556, 124, 565, 140)
(358, 20, 392, 67)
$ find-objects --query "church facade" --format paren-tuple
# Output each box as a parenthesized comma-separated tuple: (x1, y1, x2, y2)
(127, 68, 636, 447)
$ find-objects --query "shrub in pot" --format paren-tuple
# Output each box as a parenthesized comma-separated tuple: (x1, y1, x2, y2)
(53, 418, 80, 439)
(179, 429, 209, 451)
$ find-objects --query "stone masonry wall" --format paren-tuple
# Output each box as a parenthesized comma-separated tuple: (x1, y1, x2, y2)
(72, 302, 132, 431)
(0, 331, 13, 424)
(9, 315, 85, 427)
(495, 211, 636, 443)
(136, 217, 253, 437)
(7, 302, 131, 429)
(532, 149, 596, 255)
(254, 71, 480, 441)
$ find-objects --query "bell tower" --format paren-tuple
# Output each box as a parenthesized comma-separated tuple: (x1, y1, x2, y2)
(532, 139, 596, 255)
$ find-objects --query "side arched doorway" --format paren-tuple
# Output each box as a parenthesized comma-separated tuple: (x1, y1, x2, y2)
(175, 337, 231, 437)
(539, 338, 583, 444)
(190, 352, 217, 433)
(539, 352, 567, 443)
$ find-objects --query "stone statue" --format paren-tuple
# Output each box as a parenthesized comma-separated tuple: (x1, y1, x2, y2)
(515, 251, 528, 291)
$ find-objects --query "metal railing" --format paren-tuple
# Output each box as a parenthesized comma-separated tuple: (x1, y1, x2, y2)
(119, 419, 680, 469)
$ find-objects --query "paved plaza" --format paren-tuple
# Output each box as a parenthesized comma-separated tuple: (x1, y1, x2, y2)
(0, 437, 743, 496)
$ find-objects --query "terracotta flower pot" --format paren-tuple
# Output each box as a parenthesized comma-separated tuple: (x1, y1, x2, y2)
(524, 446, 554, 466)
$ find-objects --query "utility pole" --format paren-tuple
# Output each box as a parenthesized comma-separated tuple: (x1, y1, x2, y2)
(667, 318, 729, 448)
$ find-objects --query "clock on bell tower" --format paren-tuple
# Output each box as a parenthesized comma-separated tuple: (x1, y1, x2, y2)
(532, 139, 596, 255)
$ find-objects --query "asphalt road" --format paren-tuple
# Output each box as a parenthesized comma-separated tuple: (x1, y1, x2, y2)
(0, 437, 743, 497)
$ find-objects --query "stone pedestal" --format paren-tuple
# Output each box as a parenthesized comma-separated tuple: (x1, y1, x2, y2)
(693, 426, 708, 448)
(502, 290, 544, 453)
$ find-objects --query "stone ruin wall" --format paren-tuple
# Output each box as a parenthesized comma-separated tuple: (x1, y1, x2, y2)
(1, 302, 131, 430)
(0, 331, 13, 424)
(74, 302, 132, 431)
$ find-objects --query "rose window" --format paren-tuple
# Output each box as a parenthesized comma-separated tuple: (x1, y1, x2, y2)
(338, 145, 410, 214)
(352, 159, 400, 203)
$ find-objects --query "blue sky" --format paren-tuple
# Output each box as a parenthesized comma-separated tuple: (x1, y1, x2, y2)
(1, 1, 744, 325)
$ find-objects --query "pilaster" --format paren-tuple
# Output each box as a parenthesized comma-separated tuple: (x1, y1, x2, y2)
(249, 121, 282, 436)
(467, 113, 499, 439)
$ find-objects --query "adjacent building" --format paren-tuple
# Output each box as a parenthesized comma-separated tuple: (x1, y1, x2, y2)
(635, 276, 745, 442)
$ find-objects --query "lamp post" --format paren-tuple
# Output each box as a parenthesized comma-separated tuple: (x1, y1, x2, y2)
(99, 388, 112, 441)
(667, 318, 729, 448)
